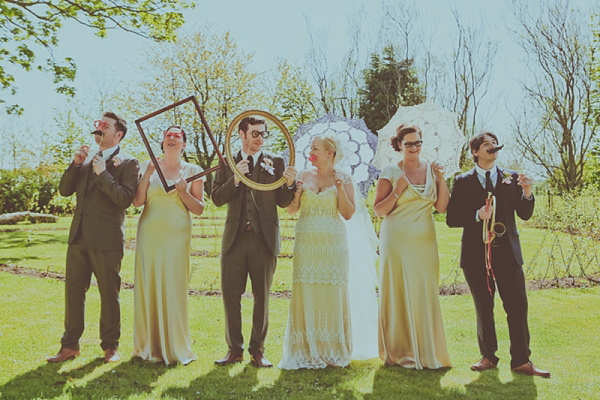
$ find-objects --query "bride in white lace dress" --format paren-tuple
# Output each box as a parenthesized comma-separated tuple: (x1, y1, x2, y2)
(279, 135, 356, 369)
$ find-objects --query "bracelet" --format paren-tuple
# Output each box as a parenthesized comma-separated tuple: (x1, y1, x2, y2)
(392, 191, 400, 198)
(141, 177, 150, 182)
(291, 200, 299, 206)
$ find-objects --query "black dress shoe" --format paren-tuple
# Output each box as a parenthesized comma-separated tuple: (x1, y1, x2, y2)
(214, 350, 243, 366)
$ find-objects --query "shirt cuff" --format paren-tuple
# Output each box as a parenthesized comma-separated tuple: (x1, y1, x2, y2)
(523, 193, 533, 200)
(475, 210, 481, 223)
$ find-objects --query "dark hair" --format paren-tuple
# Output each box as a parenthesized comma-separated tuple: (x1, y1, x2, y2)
(238, 116, 268, 135)
(390, 124, 422, 152)
(161, 125, 187, 153)
(470, 131, 499, 162)
(102, 111, 127, 140)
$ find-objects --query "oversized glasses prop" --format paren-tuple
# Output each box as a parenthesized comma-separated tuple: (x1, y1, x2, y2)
(94, 120, 109, 131)
(135, 96, 225, 192)
(250, 130, 270, 139)
(224, 110, 295, 191)
(163, 131, 184, 139)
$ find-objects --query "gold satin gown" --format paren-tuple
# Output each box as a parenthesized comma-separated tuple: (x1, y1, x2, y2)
(378, 163, 452, 369)
(279, 182, 352, 369)
(133, 161, 204, 365)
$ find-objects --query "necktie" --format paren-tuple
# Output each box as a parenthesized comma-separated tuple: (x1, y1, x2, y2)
(247, 156, 254, 175)
(485, 171, 494, 193)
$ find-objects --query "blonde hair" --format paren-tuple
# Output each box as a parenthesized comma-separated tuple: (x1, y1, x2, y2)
(314, 134, 343, 165)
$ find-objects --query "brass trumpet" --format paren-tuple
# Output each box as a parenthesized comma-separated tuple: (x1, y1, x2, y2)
(482, 192, 505, 296)
(482, 192, 506, 244)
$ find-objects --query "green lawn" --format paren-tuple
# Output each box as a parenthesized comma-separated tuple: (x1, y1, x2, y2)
(1, 214, 598, 293)
(0, 272, 598, 399)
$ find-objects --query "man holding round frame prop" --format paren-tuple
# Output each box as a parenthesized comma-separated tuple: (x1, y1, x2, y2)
(212, 110, 297, 368)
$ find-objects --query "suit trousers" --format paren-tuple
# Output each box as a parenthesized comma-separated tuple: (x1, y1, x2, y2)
(220, 229, 276, 354)
(61, 234, 123, 351)
(463, 250, 531, 368)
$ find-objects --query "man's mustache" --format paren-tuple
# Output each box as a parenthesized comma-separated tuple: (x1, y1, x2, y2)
(91, 130, 104, 136)
(487, 145, 504, 154)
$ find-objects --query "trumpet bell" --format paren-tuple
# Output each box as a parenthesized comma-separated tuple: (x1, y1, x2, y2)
(493, 222, 506, 238)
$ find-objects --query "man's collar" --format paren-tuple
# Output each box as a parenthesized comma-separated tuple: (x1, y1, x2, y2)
(100, 145, 118, 160)
(475, 163, 498, 178)
(241, 149, 262, 163)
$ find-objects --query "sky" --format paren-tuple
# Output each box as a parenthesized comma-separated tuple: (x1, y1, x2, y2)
(1, 0, 597, 171)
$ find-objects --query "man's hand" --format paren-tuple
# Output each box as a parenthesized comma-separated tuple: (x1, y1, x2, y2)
(74, 146, 89, 165)
(234, 159, 250, 185)
(92, 154, 106, 175)
(517, 173, 533, 198)
(283, 166, 297, 187)
(478, 204, 493, 221)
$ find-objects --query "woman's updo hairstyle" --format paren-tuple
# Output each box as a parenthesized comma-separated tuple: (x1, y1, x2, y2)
(315, 134, 343, 165)
(390, 124, 422, 152)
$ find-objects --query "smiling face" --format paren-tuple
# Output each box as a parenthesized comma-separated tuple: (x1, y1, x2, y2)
(94, 116, 123, 149)
(401, 132, 422, 160)
(240, 123, 265, 155)
(162, 126, 186, 155)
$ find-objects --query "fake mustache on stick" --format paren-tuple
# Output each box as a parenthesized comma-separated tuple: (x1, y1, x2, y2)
(487, 145, 504, 154)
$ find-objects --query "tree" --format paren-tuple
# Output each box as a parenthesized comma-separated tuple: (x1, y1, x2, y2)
(510, 0, 598, 192)
(118, 30, 259, 194)
(1, 0, 193, 114)
(358, 45, 425, 133)
(267, 60, 317, 143)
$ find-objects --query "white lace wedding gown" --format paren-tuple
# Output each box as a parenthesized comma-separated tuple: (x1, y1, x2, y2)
(278, 183, 352, 369)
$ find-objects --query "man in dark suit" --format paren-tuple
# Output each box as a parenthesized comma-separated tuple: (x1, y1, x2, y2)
(47, 112, 139, 363)
(212, 115, 296, 367)
(446, 131, 550, 378)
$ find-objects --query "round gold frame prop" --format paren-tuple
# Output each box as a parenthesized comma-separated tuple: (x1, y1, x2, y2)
(225, 110, 295, 191)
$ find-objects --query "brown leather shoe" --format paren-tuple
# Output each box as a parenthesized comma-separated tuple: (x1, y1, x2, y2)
(471, 357, 497, 371)
(249, 351, 273, 368)
(214, 350, 243, 366)
(512, 361, 551, 378)
(47, 347, 80, 363)
(104, 348, 120, 363)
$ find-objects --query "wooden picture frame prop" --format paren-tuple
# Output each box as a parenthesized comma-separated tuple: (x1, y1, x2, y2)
(135, 96, 225, 192)
(225, 110, 295, 191)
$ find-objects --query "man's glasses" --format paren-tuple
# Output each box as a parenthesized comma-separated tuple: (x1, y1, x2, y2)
(94, 120, 109, 130)
(404, 140, 423, 148)
(164, 131, 184, 139)
(250, 130, 270, 139)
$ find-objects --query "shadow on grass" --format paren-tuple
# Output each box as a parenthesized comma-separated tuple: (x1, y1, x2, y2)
(0, 358, 104, 399)
(0, 231, 65, 250)
(67, 357, 170, 399)
(164, 363, 358, 399)
(366, 366, 537, 400)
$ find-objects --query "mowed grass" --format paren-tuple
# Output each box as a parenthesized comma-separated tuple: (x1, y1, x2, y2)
(1, 272, 599, 399)
(1, 210, 598, 292)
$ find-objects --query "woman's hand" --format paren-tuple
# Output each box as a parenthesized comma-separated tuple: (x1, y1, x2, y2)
(175, 177, 188, 195)
(432, 162, 445, 181)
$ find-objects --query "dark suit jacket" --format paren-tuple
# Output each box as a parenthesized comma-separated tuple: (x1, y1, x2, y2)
(59, 148, 140, 251)
(212, 150, 295, 256)
(446, 167, 534, 269)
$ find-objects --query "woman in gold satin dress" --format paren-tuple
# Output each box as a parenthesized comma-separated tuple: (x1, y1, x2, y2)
(132, 126, 205, 365)
(373, 124, 452, 369)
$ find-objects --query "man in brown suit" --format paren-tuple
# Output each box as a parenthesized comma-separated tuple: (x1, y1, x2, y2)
(47, 111, 139, 363)
(212, 115, 296, 367)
